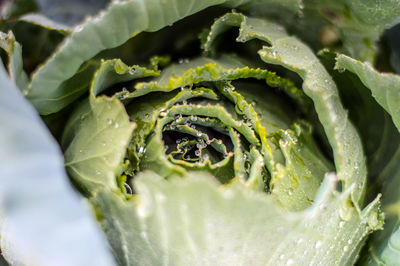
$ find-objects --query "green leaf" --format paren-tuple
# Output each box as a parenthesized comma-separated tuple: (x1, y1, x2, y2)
(24, 0, 224, 114)
(246, 0, 400, 61)
(203, 12, 366, 206)
(62, 61, 136, 193)
(318, 49, 400, 179)
(361, 146, 400, 265)
(0, 31, 28, 92)
(0, 59, 115, 266)
(335, 54, 400, 132)
(93, 170, 382, 266)
(332, 52, 400, 266)
(23, 0, 304, 114)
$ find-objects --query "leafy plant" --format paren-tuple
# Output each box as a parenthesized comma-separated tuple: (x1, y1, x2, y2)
(0, 0, 400, 265)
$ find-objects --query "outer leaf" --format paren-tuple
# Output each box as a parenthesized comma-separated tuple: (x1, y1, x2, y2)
(93, 170, 382, 266)
(335, 54, 400, 132)
(34, 0, 110, 27)
(0, 61, 115, 265)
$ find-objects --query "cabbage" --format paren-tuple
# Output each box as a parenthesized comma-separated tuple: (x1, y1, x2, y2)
(1, 0, 400, 265)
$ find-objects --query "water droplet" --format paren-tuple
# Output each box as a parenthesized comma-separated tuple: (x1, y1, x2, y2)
(75, 25, 83, 32)
(347, 239, 352, 244)
(176, 139, 181, 144)
(203, 154, 210, 160)
(102, 142, 106, 147)
(339, 206, 352, 221)
(279, 254, 286, 260)
(139, 146, 146, 153)
(114, 123, 119, 128)
(272, 51, 277, 57)
(107, 118, 113, 125)
(178, 58, 184, 64)
(343, 246, 349, 252)
(170, 124, 176, 130)
(156, 193, 166, 202)
(288, 188, 293, 196)
(129, 68, 136, 75)
(337, 67, 346, 73)
(197, 132, 202, 137)
(195, 150, 200, 157)
(191, 115, 198, 121)
(297, 238, 304, 244)
(315, 241, 322, 249)
(368, 213, 380, 228)
(339, 221, 345, 228)
(141, 231, 148, 239)
(182, 100, 188, 105)
(124, 183, 133, 195)
(216, 163, 221, 168)
(286, 259, 294, 265)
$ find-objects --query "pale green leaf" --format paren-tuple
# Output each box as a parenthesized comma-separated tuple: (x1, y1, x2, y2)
(62, 62, 136, 193)
(0, 59, 115, 266)
(335, 54, 400, 132)
(93, 170, 382, 266)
